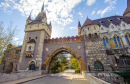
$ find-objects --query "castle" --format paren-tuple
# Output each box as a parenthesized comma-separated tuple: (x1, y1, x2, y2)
(1, 0, 130, 73)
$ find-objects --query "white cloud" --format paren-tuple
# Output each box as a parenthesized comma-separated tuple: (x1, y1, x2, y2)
(78, 12, 83, 17)
(61, 28, 64, 30)
(0, 0, 83, 26)
(97, 0, 117, 17)
(97, 10, 102, 14)
(91, 10, 95, 15)
(87, 0, 96, 6)
(13, 37, 19, 41)
(69, 27, 77, 30)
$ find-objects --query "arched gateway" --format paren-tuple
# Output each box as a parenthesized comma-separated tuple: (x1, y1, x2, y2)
(42, 46, 87, 73)
(42, 36, 87, 73)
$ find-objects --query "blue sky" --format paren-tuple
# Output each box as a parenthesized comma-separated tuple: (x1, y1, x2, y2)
(0, 0, 127, 46)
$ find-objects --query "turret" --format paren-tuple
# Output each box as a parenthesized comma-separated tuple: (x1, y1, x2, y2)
(26, 14, 32, 24)
(78, 20, 81, 36)
(123, 0, 130, 17)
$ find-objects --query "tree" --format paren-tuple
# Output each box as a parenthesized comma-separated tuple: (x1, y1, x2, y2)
(71, 57, 80, 73)
(0, 21, 17, 57)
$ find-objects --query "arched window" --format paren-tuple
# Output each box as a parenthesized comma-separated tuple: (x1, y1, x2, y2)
(125, 33, 130, 46)
(94, 61, 104, 71)
(89, 34, 91, 38)
(113, 35, 122, 48)
(103, 37, 110, 48)
(28, 46, 31, 51)
(29, 61, 35, 70)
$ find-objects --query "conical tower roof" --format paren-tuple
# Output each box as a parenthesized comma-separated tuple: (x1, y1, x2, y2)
(123, 0, 130, 16)
(78, 21, 81, 27)
(83, 17, 96, 26)
(27, 15, 31, 20)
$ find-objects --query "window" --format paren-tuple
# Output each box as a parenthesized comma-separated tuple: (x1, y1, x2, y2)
(94, 27, 96, 30)
(94, 61, 104, 71)
(88, 27, 89, 31)
(111, 25, 114, 29)
(103, 37, 110, 48)
(113, 35, 122, 48)
(125, 33, 130, 46)
(89, 34, 91, 38)
(123, 23, 125, 27)
(28, 46, 31, 51)
(95, 33, 97, 37)
(29, 37, 31, 40)
(36, 37, 38, 39)
(101, 27, 104, 30)
(30, 26, 31, 28)
(121, 58, 128, 65)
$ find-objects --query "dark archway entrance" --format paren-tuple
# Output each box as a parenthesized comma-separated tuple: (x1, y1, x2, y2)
(5, 62, 13, 73)
(29, 61, 35, 70)
(42, 46, 87, 73)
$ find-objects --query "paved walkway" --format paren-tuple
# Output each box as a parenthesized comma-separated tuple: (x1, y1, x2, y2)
(2, 70, 89, 84)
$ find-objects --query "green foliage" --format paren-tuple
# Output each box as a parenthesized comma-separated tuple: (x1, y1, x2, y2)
(75, 68, 80, 73)
(71, 57, 80, 73)
(114, 70, 130, 84)
(50, 54, 69, 73)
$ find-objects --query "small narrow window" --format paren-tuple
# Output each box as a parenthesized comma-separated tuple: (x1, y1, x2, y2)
(29, 37, 31, 40)
(30, 26, 31, 28)
(101, 27, 104, 30)
(94, 27, 96, 30)
(123, 24, 125, 27)
(28, 46, 31, 51)
(95, 33, 97, 37)
(88, 27, 89, 31)
(36, 37, 38, 39)
(89, 34, 91, 38)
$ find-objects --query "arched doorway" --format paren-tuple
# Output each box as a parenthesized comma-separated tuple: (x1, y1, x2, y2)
(94, 61, 104, 71)
(5, 62, 13, 73)
(42, 46, 86, 73)
(29, 61, 35, 70)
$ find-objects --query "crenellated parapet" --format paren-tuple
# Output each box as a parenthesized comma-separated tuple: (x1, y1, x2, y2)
(44, 36, 84, 44)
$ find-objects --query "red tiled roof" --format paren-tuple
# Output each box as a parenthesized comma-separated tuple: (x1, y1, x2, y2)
(123, 0, 130, 15)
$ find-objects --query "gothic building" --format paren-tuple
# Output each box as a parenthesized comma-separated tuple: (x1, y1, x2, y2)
(1, 0, 130, 73)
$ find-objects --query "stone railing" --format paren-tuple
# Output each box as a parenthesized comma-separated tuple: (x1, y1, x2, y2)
(82, 71, 110, 84)
(82, 71, 124, 84)
(0, 70, 42, 83)
(44, 36, 84, 44)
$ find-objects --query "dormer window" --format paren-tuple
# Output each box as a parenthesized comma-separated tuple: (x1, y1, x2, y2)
(123, 23, 125, 27)
(101, 27, 104, 30)
(111, 25, 114, 29)
(28, 46, 31, 51)
(100, 21, 103, 24)
(108, 19, 113, 22)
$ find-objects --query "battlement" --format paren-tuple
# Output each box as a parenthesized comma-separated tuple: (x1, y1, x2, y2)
(44, 36, 84, 44)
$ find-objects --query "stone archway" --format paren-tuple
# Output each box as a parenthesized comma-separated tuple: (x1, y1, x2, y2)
(42, 46, 87, 73)
(5, 62, 13, 73)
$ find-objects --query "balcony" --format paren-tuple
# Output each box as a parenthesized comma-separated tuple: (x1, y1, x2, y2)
(25, 51, 34, 58)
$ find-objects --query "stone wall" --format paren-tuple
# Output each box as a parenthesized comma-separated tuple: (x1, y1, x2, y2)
(0, 71, 42, 83)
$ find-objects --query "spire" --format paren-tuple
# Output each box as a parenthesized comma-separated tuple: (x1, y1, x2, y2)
(78, 20, 81, 28)
(123, 0, 130, 16)
(41, 3, 44, 12)
(49, 21, 52, 26)
(27, 14, 31, 20)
